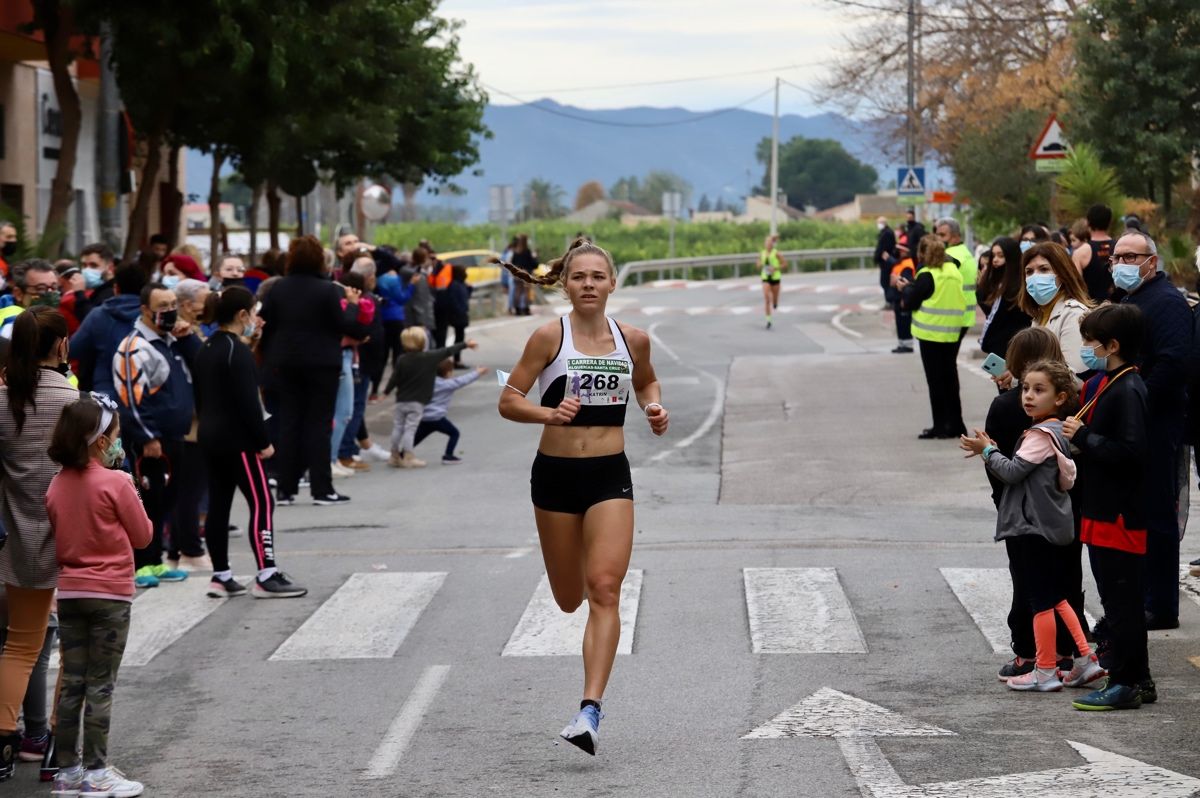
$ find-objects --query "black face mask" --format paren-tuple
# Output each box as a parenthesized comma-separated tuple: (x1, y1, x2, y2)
(1, 242, 15, 258)
(154, 309, 178, 331)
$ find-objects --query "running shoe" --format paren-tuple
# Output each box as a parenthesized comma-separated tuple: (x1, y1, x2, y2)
(1007, 667, 1063, 692)
(1072, 681, 1141, 711)
(252, 572, 308, 599)
(891, 345, 913, 353)
(361, 443, 391, 462)
(330, 460, 354, 479)
(312, 492, 351, 506)
(133, 567, 159, 589)
(0, 731, 16, 781)
(997, 656, 1034, 682)
(18, 730, 49, 762)
(765, 320, 772, 330)
(50, 764, 83, 795)
(339, 457, 370, 472)
(442, 455, 462, 465)
(275, 491, 296, 506)
(150, 564, 187, 583)
(559, 705, 602, 756)
(79, 766, 143, 797)
(206, 576, 247, 598)
(1137, 677, 1158, 704)
(1060, 654, 1106, 688)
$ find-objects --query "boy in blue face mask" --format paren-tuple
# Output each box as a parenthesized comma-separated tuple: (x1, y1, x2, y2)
(1063, 304, 1153, 710)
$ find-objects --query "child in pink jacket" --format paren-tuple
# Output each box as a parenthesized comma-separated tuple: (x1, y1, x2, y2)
(45, 393, 151, 797)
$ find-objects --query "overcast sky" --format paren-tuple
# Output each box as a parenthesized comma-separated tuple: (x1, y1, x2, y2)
(439, 0, 857, 115)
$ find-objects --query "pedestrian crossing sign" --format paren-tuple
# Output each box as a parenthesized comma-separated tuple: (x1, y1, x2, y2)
(897, 167, 925, 197)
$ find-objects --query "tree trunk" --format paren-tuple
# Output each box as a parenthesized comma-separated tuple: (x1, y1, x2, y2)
(123, 131, 162, 263)
(248, 181, 261, 266)
(163, 142, 182, 246)
(207, 150, 226, 273)
(401, 182, 419, 222)
(296, 195, 303, 236)
(266, 180, 281, 250)
(36, 0, 81, 255)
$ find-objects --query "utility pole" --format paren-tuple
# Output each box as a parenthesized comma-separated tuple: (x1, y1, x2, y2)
(770, 76, 780, 236)
(905, 0, 915, 168)
(97, 21, 121, 251)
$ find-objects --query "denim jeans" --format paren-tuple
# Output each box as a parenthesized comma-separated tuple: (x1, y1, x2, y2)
(339, 368, 370, 460)
(330, 349, 355, 460)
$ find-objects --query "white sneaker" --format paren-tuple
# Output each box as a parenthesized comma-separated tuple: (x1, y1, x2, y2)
(330, 461, 354, 479)
(1007, 667, 1063, 692)
(80, 766, 144, 797)
(361, 443, 391, 462)
(1060, 654, 1106, 688)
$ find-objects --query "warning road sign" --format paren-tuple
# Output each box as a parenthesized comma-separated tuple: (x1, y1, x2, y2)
(897, 167, 925, 197)
(1030, 115, 1070, 160)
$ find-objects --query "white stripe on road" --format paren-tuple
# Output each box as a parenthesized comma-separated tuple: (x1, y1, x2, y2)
(815, 284, 839, 293)
(743, 568, 868, 653)
(796, 323, 864, 354)
(363, 664, 451, 779)
(685, 306, 712, 315)
(849, 286, 877, 295)
(270, 572, 446, 661)
(646, 322, 727, 464)
(831, 310, 864, 339)
(502, 570, 643, 656)
(640, 306, 667, 316)
(941, 567, 1096, 654)
(120, 576, 232, 666)
(730, 306, 752, 315)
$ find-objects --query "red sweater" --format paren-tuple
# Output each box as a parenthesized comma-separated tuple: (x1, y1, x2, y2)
(46, 461, 152, 598)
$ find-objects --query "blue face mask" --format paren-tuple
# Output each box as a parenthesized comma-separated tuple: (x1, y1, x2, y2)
(1112, 263, 1144, 292)
(162, 274, 181, 290)
(83, 268, 104, 289)
(1019, 240, 1034, 253)
(1025, 273, 1059, 306)
(1080, 345, 1108, 372)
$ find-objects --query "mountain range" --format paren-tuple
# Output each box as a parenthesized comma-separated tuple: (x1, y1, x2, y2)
(433, 99, 892, 222)
(184, 101, 897, 223)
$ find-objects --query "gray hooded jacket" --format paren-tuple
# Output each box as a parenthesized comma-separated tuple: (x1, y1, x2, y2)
(984, 419, 1077, 545)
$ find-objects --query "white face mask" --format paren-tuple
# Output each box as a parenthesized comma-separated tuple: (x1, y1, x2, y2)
(877, 222, 886, 231)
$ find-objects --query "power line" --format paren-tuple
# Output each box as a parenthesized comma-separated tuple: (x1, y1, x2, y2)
(824, 0, 1072, 24)
(502, 61, 826, 96)
(482, 84, 778, 128)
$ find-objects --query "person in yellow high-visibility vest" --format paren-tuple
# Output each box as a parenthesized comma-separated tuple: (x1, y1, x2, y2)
(934, 217, 978, 351)
(758, 234, 785, 330)
(897, 236, 967, 439)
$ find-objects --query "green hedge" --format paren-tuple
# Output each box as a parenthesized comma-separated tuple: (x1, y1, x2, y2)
(374, 218, 876, 264)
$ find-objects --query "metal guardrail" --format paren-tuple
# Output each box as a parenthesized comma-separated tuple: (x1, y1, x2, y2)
(615, 247, 875, 289)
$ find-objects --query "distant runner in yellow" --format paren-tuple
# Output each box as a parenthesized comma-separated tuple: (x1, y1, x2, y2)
(759, 234, 784, 329)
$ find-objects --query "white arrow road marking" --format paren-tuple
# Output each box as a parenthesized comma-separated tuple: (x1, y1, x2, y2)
(1180, 564, 1200, 608)
(743, 568, 867, 653)
(502, 570, 643, 656)
(363, 664, 450, 779)
(942, 568, 1096, 655)
(745, 689, 1200, 798)
(270, 572, 446, 660)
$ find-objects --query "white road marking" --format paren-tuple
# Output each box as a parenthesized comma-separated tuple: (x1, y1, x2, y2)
(270, 572, 446, 661)
(646, 322, 727, 463)
(831, 310, 865, 339)
(502, 570, 643, 656)
(685, 306, 712, 315)
(363, 664, 451, 779)
(743, 568, 868, 653)
(817, 304, 841, 313)
(860, 299, 884, 311)
(504, 547, 534, 559)
(743, 687, 954, 739)
(815, 284, 839, 293)
(640, 306, 667, 316)
(729, 306, 753, 315)
(941, 567, 1096, 655)
(122, 576, 234, 667)
(1180, 564, 1200, 608)
(746, 689, 1200, 798)
(849, 285, 877, 295)
(796, 322, 864, 354)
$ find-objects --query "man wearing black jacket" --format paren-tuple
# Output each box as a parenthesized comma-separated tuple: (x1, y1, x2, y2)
(259, 236, 367, 506)
(1115, 231, 1191, 630)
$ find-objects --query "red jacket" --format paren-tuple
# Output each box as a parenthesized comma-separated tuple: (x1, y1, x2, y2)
(47, 461, 152, 598)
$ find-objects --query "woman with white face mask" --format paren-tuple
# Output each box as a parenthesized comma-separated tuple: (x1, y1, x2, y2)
(1018, 242, 1095, 375)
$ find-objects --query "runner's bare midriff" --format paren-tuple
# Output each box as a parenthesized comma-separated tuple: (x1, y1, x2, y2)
(538, 424, 625, 457)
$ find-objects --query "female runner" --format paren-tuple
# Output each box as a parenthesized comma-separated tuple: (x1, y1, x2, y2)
(497, 239, 669, 756)
(759, 233, 783, 329)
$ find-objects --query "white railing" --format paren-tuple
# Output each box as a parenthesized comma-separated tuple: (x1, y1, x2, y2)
(615, 247, 875, 289)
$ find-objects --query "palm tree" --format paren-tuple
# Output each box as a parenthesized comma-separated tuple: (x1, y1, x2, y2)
(521, 178, 566, 220)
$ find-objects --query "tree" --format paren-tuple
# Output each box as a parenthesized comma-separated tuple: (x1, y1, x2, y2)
(28, 0, 85, 254)
(756, 137, 876, 210)
(1068, 0, 1200, 217)
(574, 180, 605, 210)
(697, 194, 712, 213)
(520, 179, 566, 220)
(1054, 143, 1125, 222)
(819, 0, 1078, 161)
(949, 108, 1049, 229)
(608, 171, 691, 213)
(609, 175, 639, 203)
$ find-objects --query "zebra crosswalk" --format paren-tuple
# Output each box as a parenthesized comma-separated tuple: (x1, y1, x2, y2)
(47, 564, 1197, 670)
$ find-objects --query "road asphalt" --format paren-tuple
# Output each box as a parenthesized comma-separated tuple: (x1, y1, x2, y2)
(5, 268, 1198, 797)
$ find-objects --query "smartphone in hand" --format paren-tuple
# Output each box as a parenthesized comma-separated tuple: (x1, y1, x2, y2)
(981, 353, 1006, 377)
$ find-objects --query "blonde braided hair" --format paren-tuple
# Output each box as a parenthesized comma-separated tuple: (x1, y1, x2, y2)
(492, 237, 615, 291)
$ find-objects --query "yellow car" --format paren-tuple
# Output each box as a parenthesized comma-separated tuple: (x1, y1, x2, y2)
(437, 249, 501, 284)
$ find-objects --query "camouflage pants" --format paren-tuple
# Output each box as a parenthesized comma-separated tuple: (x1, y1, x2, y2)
(55, 599, 130, 770)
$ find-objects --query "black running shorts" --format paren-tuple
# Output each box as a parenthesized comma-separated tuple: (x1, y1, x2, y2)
(530, 451, 633, 514)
